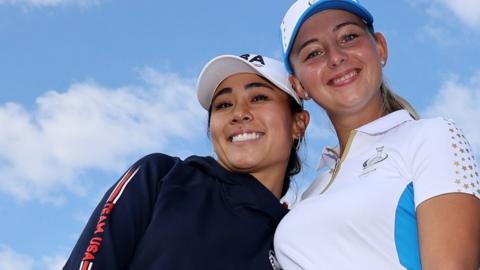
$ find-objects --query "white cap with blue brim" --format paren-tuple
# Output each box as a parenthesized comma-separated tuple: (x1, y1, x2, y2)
(280, 0, 374, 73)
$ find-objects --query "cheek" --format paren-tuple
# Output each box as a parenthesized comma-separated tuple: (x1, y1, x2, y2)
(298, 66, 324, 90)
(266, 111, 295, 141)
(357, 46, 382, 70)
(360, 51, 383, 86)
(209, 117, 224, 144)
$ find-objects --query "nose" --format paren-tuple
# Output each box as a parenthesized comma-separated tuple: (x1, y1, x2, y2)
(231, 102, 253, 123)
(327, 45, 347, 69)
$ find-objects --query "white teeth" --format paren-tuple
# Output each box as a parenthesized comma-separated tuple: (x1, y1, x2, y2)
(333, 70, 357, 85)
(232, 132, 261, 143)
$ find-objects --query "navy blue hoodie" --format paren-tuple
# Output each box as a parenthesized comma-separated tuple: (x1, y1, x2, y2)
(64, 153, 288, 270)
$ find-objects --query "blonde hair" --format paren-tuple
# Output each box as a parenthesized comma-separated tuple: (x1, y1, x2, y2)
(370, 30, 419, 120)
(380, 80, 419, 120)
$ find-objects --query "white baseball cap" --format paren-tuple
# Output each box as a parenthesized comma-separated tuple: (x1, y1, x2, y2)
(196, 53, 302, 110)
(280, 0, 374, 73)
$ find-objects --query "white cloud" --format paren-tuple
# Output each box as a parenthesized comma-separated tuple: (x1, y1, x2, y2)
(413, 0, 480, 29)
(408, 0, 480, 43)
(437, 0, 480, 28)
(0, 0, 99, 7)
(0, 245, 67, 270)
(419, 24, 458, 46)
(42, 254, 67, 270)
(0, 246, 34, 270)
(0, 68, 205, 203)
(423, 72, 480, 154)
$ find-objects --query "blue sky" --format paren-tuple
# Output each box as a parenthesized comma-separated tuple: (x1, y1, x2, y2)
(1, 0, 479, 269)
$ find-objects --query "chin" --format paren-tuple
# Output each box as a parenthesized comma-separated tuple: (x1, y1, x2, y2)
(228, 157, 259, 171)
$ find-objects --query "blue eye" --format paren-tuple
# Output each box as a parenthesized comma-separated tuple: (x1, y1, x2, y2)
(341, 33, 358, 43)
(305, 50, 324, 61)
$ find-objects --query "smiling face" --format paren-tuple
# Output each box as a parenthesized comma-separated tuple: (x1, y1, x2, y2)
(209, 73, 303, 185)
(289, 9, 387, 122)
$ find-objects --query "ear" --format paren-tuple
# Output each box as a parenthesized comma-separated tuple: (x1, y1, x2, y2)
(292, 110, 310, 140)
(289, 75, 310, 100)
(374, 32, 388, 66)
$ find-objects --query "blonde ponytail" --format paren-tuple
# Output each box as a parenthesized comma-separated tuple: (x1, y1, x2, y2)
(380, 81, 419, 120)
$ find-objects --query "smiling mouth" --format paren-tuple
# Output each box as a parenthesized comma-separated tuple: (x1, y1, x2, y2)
(231, 132, 263, 143)
(328, 69, 360, 86)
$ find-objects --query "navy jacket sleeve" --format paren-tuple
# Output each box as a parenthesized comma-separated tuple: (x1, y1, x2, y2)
(63, 153, 178, 270)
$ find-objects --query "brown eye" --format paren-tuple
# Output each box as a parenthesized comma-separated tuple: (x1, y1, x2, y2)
(214, 102, 232, 110)
(252, 94, 269, 102)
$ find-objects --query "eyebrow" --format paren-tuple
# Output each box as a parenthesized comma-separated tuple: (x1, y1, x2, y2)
(211, 87, 232, 104)
(211, 80, 274, 105)
(295, 21, 364, 55)
(245, 81, 274, 90)
(333, 21, 364, 32)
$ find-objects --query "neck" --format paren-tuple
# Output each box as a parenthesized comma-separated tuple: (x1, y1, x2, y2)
(251, 169, 286, 199)
(329, 104, 386, 156)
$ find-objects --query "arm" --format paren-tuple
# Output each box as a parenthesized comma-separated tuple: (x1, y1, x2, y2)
(410, 119, 480, 269)
(417, 193, 480, 270)
(63, 154, 176, 270)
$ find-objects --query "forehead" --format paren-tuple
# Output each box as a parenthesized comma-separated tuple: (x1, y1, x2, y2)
(296, 9, 365, 38)
(212, 73, 288, 100)
(216, 73, 264, 90)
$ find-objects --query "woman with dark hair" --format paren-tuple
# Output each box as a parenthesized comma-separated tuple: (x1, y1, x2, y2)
(63, 53, 309, 270)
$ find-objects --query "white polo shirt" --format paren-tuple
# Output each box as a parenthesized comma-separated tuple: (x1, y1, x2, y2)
(274, 110, 480, 270)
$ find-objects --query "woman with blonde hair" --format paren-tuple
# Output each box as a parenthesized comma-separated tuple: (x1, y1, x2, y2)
(274, 1, 480, 269)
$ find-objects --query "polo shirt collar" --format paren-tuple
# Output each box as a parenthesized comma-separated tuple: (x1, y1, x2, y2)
(356, 109, 413, 135)
(317, 146, 340, 171)
(316, 110, 414, 170)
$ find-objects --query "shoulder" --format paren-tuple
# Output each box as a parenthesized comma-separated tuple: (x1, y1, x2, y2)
(128, 153, 202, 183)
(400, 116, 452, 134)
(135, 153, 212, 167)
(396, 117, 460, 148)
(402, 117, 479, 203)
(134, 153, 180, 168)
(397, 117, 467, 160)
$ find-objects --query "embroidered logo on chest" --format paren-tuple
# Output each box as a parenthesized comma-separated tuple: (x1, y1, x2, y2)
(362, 146, 389, 173)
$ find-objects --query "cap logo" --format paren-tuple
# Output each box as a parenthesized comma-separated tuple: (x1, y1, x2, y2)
(239, 54, 265, 67)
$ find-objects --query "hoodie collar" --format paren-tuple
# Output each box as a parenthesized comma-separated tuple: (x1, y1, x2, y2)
(185, 155, 288, 222)
(185, 155, 253, 185)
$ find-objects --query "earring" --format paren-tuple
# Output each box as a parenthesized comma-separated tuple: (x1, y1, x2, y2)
(304, 92, 309, 99)
(380, 59, 385, 67)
